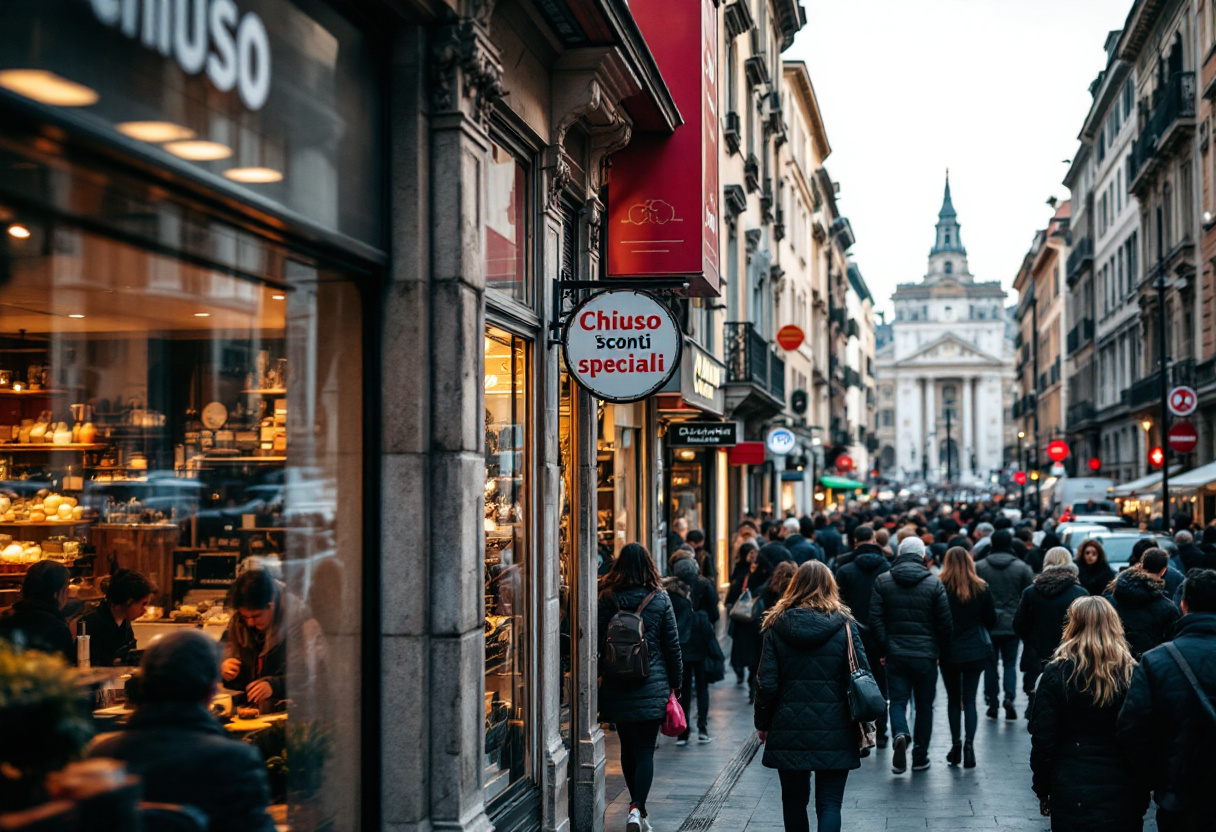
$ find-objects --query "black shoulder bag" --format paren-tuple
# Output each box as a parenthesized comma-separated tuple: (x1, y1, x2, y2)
(1165, 642, 1216, 728)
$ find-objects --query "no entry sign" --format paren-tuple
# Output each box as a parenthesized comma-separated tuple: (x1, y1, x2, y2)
(1169, 386, 1199, 417)
(563, 290, 682, 403)
(1168, 422, 1199, 454)
(776, 324, 805, 352)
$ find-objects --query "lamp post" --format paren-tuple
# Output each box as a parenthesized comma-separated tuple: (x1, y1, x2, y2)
(945, 402, 953, 485)
(1156, 269, 1171, 522)
(1018, 430, 1026, 511)
(1031, 285, 1041, 522)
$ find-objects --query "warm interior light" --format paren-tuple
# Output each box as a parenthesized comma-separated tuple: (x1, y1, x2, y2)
(11, 382, 23, 392)
(223, 167, 283, 184)
(0, 70, 98, 107)
(116, 121, 196, 143)
(271, 294, 285, 301)
(1141, 419, 1152, 432)
(1017, 431, 1025, 439)
(7, 224, 30, 239)
(677, 449, 697, 461)
(67, 314, 85, 319)
(163, 140, 232, 161)
(193, 312, 211, 317)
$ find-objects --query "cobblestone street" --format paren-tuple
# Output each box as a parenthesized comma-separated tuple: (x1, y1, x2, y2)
(606, 670, 1159, 832)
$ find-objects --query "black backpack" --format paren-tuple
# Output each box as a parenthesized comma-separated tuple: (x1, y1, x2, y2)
(603, 592, 656, 681)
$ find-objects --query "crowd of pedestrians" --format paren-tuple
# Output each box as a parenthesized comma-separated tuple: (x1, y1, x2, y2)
(597, 501, 1216, 832)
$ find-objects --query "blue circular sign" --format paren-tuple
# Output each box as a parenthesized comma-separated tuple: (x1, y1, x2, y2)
(766, 427, 796, 456)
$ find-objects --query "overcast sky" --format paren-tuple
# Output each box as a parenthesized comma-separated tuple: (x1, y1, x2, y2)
(787, 0, 1134, 316)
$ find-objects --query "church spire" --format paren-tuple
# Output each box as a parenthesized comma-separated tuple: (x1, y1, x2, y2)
(930, 170, 965, 256)
(939, 170, 956, 220)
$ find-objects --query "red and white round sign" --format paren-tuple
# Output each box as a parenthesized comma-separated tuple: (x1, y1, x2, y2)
(563, 289, 682, 403)
(1169, 385, 1199, 417)
(1168, 422, 1199, 454)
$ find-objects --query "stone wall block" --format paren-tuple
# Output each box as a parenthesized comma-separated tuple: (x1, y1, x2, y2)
(381, 452, 428, 636)
(383, 279, 431, 455)
(429, 630, 490, 821)
(430, 450, 486, 635)
(431, 279, 484, 454)
(382, 633, 429, 825)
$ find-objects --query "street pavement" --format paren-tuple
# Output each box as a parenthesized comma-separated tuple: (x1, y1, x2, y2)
(604, 669, 1159, 832)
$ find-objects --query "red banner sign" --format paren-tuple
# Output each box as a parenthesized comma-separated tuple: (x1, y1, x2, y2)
(728, 441, 766, 466)
(606, 0, 719, 297)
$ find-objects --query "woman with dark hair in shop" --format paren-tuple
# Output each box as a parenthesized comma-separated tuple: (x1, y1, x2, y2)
(0, 560, 73, 659)
(598, 543, 682, 832)
(81, 568, 156, 666)
(1074, 540, 1115, 598)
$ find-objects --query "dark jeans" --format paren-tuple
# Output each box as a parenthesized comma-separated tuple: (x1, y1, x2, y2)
(679, 660, 710, 736)
(886, 656, 937, 764)
(985, 635, 1019, 706)
(617, 720, 661, 812)
(940, 663, 983, 743)
(777, 769, 849, 832)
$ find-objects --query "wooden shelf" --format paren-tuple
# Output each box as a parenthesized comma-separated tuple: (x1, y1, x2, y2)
(241, 388, 286, 395)
(199, 455, 286, 463)
(0, 519, 92, 528)
(0, 388, 74, 396)
(0, 443, 108, 452)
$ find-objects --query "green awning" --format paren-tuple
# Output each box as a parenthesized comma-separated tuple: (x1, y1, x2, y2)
(819, 475, 865, 490)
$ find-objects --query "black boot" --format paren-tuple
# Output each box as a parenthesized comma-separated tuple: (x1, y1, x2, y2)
(986, 702, 998, 719)
(963, 742, 976, 769)
(946, 740, 962, 766)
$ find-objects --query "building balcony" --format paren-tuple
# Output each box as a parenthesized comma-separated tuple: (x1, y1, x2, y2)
(1128, 361, 1193, 410)
(723, 112, 741, 156)
(724, 184, 747, 219)
(1066, 318, 1094, 354)
(846, 317, 860, 339)
(1067, 400, 1096, 430)
(744, 154, 760, 193)
(1130, 71, 1197, 195)
(1066, 236, 1094, 283)
(744, 55, 770, 90)
(1196, 356, 1216, 390)
(844, 366, 861, 389)
(724, 321, 786, 421)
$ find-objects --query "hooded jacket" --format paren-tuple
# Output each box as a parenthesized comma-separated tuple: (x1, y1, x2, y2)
(597, 586, 683, 723)
(868, 553, 952, 660)
(975, 551, 1035, 637)
(834, 546, 890, 643)
(1108, 569, 1180, 659)
(754, 609, 871, 771)
(783, 533, 819, 565)
(1013, 568, 1088, 668)
(665, 558, 720, 662)
(1077, 560, 1116, 598)
(1118, 613, 1216, 818)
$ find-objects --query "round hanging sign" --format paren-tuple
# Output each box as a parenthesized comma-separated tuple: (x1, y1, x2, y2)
(1169, 385, 1199, 417)
(776, 324, 805, 352)
(766, 427, 796, 455)
(562, 289, 682, 403)
(1046, 440, 1069, 463)
(1168, 422, 1199, 454)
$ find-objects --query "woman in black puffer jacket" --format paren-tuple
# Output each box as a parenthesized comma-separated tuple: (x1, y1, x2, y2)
(938, 546, 997, 768)
(755, 561, 873, 832)
(598, 544, 682, 832)
(1014, 548, 1088, 703)
(1029, 596, 1147, 831)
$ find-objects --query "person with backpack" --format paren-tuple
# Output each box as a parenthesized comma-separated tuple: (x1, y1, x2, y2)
(754, 561, 873, 832)
(1118, 568, 1216, 832)
(597, 544, 683, 832)
(666, 556, 720, 745)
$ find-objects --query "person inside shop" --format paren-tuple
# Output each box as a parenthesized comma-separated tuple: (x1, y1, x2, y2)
(0, 560, 73, 659)
(81, 569, 156, 667)
(222, 567, 322, 712)
(87, 629, 275, 832)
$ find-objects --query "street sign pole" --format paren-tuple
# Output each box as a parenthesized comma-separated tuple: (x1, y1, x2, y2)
(1157, 270, 1170, 521)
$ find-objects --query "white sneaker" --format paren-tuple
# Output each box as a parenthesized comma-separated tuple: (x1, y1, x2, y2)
(641, 816, 653, 832)
(697, 731, 714, 744)
(626, 807, 642, 832)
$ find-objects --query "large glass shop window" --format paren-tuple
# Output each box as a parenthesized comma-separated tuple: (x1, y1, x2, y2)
(483, 326, 529, 801)
(485, 142, 530, 305)
(0, 210, 364, 831)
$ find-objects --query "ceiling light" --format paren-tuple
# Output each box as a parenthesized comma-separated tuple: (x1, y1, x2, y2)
(271, 294, 285, 300)
(7, 224, 30, 239)
(223, 167, 283, 184)
(68, 314, 85, 319)
(0, 70, 98, 107)
(116, 121, 195, 143)
(163, 140, 232, 161)
(193, 312, 211, 317)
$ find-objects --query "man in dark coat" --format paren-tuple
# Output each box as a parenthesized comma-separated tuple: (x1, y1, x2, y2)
(815, 515, 844, 565)
(1107, 550, 1180, 659)
(759, 542, 794, 569)
(1118, 568, 1216, 832)
(835, 524, 891, 744)
(869, 536, 952, 774)
(1016, 526, 1043, 573)
(1013, 553, 1088, 717)
(87, 630, 275, 832)
(783, 517, 820, 565)
(976, 529, 1034, 720)
(1174, 531, 1206, 574)
(0, 561, 73, 660)
(685, 529, 717, 584)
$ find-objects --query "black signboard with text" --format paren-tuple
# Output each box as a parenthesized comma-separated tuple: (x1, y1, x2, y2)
(669, 421, 737, 447)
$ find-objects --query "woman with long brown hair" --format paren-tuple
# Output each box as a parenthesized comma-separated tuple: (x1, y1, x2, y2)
(754, 561, 872, 832)
(938, 546, 996, 768)
(1029, 596, 1147, 831)
(1074, 539, 1115, 597)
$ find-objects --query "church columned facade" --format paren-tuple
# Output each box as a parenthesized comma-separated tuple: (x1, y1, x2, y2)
(875, 176, 1016, 485)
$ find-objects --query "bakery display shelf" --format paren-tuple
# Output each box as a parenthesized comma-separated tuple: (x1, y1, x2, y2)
(198, 455, 286, 464)
(241, 388, 287, 395)
(0, 388, 77, 396)
(0, 443, 109, 452)
(0, 519, 92, 528)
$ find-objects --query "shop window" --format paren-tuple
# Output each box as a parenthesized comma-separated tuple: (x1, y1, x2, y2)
(485, 144, 531, 305)
(483, 325, 530, 802)
(0, 208, 363, 830)
(597, 404, 640, 560)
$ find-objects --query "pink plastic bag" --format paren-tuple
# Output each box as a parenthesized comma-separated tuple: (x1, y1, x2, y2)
(661, 691, 687, 737)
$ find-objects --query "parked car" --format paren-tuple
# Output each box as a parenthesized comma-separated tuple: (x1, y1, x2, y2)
(1057, 523, 1115, 553)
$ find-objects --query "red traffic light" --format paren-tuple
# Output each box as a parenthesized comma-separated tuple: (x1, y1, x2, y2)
(837, 455, 854, 472)
(1148, 446, 1166, 468)
(1013, 471, 1027, 485)
(1046, 440, 1070, 463)
(1088, 457, 1101, 471)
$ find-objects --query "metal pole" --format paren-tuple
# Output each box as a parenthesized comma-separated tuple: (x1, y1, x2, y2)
(945, 403, 953, 484)
(1032, 288, 1041, 520)
(1019, 436, 1026, 511)
(1158, 270, 1171, 524)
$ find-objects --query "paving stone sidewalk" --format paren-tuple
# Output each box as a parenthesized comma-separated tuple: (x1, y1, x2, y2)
(603, 671, 1160, 832)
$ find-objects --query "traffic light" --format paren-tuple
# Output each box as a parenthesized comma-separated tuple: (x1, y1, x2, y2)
(1148, 446, 1165, 468)
(790, 389, 808, 415)
(1013, 471, 1027, 485)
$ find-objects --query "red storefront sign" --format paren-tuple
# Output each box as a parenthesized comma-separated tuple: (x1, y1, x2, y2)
(728, 442, 766, 466)
(606, 0, 719, 297)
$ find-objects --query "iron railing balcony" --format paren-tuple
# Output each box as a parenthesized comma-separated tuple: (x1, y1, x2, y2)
(1125, 358, 1190, 410)
(1067, 401, 1096, 429)
(1066, 236, 1094, 281)
(725, 321, 785, 404)
(1130, 71, 1196, 192)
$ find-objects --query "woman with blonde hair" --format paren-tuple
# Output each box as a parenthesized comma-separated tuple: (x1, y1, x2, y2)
(1029, 596, 1147, 831)
(754, 561, 872, 832)
(938, 546, 997, 768)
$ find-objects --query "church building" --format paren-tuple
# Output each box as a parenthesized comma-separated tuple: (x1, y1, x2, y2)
(875, 176, 1016, 484)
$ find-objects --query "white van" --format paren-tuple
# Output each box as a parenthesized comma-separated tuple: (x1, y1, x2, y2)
(1050, 477, 1118, 521)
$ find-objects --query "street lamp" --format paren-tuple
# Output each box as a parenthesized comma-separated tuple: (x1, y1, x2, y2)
(1017, 430, 1026, 511)
(1141, 418, 1152, 478)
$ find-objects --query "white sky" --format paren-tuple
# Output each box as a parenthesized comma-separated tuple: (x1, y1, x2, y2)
(786, 0, 1135, 316)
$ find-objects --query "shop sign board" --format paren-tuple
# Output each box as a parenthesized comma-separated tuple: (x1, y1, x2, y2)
(728, 441, 766, 466)
(606, 0, 719, 296)
(661, 337, 726, 415)
(776, 325, 805, 352)
(766, 427, 796, 456)
(669, 421, 737, 447)
(1168, 422, 1198, 454)
(562, 289, 682, 403)
(1169, 386, 1199, 417)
